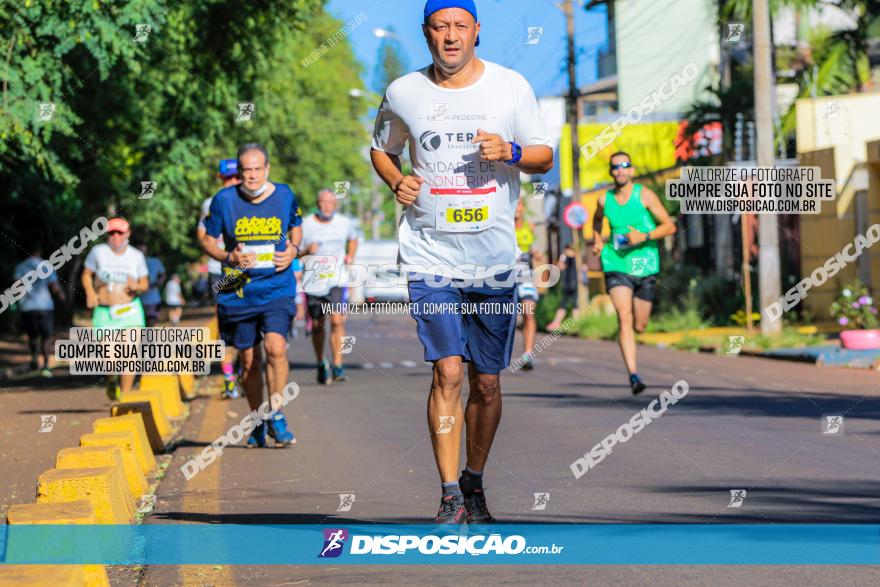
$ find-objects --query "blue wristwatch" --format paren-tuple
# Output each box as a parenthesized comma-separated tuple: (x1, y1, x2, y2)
(505, 141, 522, 165)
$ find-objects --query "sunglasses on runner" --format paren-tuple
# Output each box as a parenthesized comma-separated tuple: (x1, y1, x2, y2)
(108, 230, 125, 235)
(610, 162, 632, 171)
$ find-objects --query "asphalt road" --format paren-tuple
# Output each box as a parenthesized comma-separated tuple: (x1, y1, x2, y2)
(140, 312, 880, 586)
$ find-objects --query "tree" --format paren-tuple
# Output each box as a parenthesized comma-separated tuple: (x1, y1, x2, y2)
(0, 0, 370, 318)
(718, 0, 880, 136)
(372, 26, 408, 95)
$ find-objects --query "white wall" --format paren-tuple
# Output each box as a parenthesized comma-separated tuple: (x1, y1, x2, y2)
(614, 0, 719, 115)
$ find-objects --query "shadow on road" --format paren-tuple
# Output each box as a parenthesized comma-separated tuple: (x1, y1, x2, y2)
(17, 407, 104, 415)
(152, 512, 427, 524)
(0, 372, 105, 391)
(509, 387, 880, 421)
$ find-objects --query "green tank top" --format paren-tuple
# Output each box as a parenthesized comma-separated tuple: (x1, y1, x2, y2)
(600, 184, 660, 276)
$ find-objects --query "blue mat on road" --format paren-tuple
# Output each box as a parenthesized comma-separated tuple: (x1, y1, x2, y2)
(756, 345, 880, 368)
(2, 524, 880, 565)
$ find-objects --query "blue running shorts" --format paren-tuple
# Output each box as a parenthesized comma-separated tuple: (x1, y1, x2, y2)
(408, 271, 518, 375)
(217, 296, 296, 350)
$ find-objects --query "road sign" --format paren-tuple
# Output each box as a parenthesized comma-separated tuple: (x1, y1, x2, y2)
(563, 203, 588, 229)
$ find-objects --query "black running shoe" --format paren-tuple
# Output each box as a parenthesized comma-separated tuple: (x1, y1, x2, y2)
(630, 374, 646, 395)
(316, 360, 331, 385)
(435, 494, 467, 524)
(463, 488, 496, 524)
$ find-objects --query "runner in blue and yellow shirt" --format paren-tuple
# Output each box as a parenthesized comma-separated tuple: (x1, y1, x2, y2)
(201, 143, 302, 447)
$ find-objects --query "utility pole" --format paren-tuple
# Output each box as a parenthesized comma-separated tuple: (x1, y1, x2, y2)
(563, 0, 588, 315)
(752, 0, 782, 335)
(733, 114, 754, 333)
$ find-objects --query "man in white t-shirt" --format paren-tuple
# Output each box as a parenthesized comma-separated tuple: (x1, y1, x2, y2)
(300, 189, 359, 385)
(370, 0, 553, 524)
(81, 216, 149, 398)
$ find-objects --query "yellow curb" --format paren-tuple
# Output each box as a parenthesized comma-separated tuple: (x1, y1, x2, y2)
(179, 372, 197, 400)
(79, 432, 148, 501)
(56, 446, 138, 515)
(207, 316, 220, 340)
(139, 374, 185, 418)
(118, 389, 172, 439)
(0, 565, 109, 587)
(93, 413, 156, 473)
(637, 325, 831, 346)
(5, 502, 110, 586)
(6, 499, 96, 524)
(111, 402, 165, 453)
(36, 467, 131, 524)
(637, 327, 745, 346)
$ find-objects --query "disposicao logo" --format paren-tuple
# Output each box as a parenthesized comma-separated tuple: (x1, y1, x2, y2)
(319, 528, 348, 558)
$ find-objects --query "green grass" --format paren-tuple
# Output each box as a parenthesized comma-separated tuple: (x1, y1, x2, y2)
(672, 335, 704, 352)
(645, 307, 707, 333)
(570, 306, 707, 341)
(733, 328, 827, 352)
(572, 312, 619, 340)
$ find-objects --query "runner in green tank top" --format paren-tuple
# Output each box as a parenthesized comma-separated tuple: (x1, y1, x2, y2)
(592, 152, 677, 395)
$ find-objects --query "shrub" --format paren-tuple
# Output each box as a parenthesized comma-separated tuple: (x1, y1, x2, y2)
(829, 279, 878, 330)
(573, 311, 619, 340)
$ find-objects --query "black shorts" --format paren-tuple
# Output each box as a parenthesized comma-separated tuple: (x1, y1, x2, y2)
(21, 310, 54, 339)
(605, 272, 657, 302)
(306, 287, 346, 319)
(142, 304, 160, 326)
(559, 287, 578, 310)
(217, 296, 296, 350)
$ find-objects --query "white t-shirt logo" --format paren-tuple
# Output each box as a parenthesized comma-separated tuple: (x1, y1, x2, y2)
(420, 131, 442, 152)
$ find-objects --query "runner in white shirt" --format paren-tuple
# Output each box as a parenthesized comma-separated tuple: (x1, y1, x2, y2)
(370, 0, 553, 524)
(81, 217, 149, 399)
(163, 274, 185, 325)
(300, 189, 359, 385)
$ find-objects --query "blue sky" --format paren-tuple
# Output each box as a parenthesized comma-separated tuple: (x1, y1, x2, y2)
(326, 0, 608, 98)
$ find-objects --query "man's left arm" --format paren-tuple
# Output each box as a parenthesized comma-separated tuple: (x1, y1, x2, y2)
(473, 131, 552, 175)
(505, 81, 555, 174)
(127, 256, 150, 296)
(345, 238, 358, 265)
(49, 281, 66, 304)
(127, 276, 149, 296)
(626, 188, 677, 245)
(275, 224, 302, 272)
(276, 198, 303, 271)
(510, 143, 553, 175)
(345, 219, 359, 265)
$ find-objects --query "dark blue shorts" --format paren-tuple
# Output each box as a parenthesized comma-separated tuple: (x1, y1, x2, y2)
(217, 296, 296, 350)
(408, 272, 518, 375)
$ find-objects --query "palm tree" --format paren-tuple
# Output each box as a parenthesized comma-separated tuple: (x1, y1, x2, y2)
(679, 1, 877, 148)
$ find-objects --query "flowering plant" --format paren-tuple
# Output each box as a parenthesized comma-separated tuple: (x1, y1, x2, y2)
(829, 279, 878, 330)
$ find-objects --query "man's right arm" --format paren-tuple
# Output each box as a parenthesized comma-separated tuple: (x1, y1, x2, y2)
(201, 233, 230, 263)
(370, 149, 423, 207)
(370, 149, 403, 192)
(371, 91, 421, 206)
(81, 267, 98, 308)
(200, 197, 232, 263)
(592, 195, 606, 255)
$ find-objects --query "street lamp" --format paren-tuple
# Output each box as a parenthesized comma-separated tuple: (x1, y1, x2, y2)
(373, 28, 400, 40)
